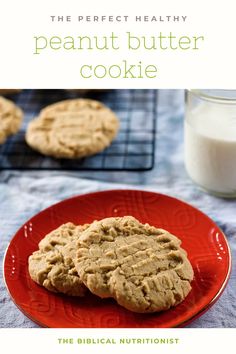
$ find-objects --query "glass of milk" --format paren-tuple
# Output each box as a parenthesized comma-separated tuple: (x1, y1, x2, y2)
(185, 89, 236, 198)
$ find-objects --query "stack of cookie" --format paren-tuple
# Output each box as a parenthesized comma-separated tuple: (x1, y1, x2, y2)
(29, 216, 194, 313)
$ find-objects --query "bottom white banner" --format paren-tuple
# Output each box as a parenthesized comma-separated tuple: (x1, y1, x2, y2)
(0, 328, 235, 354)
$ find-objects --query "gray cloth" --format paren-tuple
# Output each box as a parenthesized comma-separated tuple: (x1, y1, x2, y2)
(0, 90, 235, 328)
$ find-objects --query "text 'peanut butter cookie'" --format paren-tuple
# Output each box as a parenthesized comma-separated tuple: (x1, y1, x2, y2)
(0, 96, 23, 145)
(25, 98, 119, 159)
(75, 216, 194, 313)
(28, 222, 88, 296)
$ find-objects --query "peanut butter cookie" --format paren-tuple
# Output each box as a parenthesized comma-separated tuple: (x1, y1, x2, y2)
(25, 98, 119, 158)
(0, 96, 23, 144)
(28, 223, 88, 296)
(75, 216, 194, 313)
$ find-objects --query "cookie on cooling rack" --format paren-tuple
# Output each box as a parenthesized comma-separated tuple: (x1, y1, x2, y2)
(25, 98, 119, 159)
(0, 96, 23, 145)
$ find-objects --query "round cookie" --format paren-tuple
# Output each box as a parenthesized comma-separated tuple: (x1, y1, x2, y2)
(75, 216, 194, 313)
(0, 96, 23, 145)
(25, 98, 119, 159)
(28, 223, 88, 296)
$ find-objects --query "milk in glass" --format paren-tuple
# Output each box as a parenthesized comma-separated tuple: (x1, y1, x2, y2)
(185, 90, 236, 197)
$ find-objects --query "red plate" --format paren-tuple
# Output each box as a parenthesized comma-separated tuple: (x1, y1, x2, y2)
(4, 190, 231, 328)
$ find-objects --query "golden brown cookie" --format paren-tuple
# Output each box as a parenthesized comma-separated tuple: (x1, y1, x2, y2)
(25, 98, 119, 159)
(0, 96, 23, 145)
(28, 223, 88, 296)
(75, 216, 194, 313)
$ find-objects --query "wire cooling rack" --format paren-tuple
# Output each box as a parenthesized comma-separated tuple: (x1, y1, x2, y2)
(0, 89, 157, 171)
